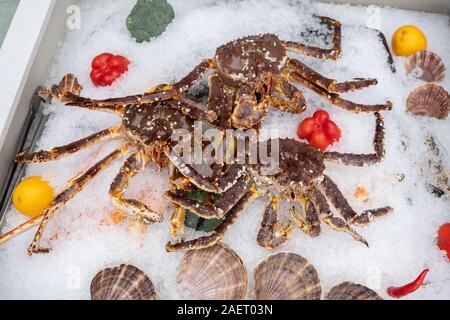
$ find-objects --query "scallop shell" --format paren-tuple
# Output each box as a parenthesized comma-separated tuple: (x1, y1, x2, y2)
(405, 51, 445, 82)
(326, 282, 382, 300)
(406, 84, 449, 120)
(90, 264, 157, 300)
(177, 243, 248, 300)
(253, 252, 321, 300)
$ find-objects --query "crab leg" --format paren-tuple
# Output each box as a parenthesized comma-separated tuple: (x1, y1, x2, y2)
(57, 59, 215, 110)
(271, 79, 307, 114)
(164, 148, 218, 193)
(286, 58, 378, 93)
(39, 75, 170, 116)
(14, 125, 122, 163)
(166, 99, 217, 123)
(169, 206, 186, 242)
(164, 173, 251, 219)
(109, 150, 163, 224)
(27, 146, 128, 255)
(165, 190, 254, 252)
(167, 164, 187, 241)
(37, 73, 83, 100)
(213, 164, 247, 193)
(208, 73, 233, 129)
(257, 196, 293, 250)
(309, 188, 368, 246)
(324, 112, 385, 166)
(52, 90, 176, 114)
(288, 71, 392, 112)
(290, 198, 321, 238)
(0, 145, 127, 254)
(171, 59, 215, 93)
(321, 175, 393, 227)
(164, 135, 246, 194)
(282, 16, 342, 60)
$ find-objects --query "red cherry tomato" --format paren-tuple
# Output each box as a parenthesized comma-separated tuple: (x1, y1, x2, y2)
(90, 53, 131, 87)
(438, 223, 450, 260)
(92, 53, 113, 69)
(297, 109, 341, 151)
(313, 110, 329, 124)
(310, 131, 332, 151)
(297, 118, 318, 140)
(108, 55, 131, 72)
(323, 120, 342, 141)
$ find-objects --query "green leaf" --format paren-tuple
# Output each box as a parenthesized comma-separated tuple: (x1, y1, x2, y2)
(198, 216, 225, 232)
(187, 190, 210, 202)
(184, 210, 200, 230)
(126, 0, 175, 43)
(183, 190, 224, 232)
(184, 210, 225, 233)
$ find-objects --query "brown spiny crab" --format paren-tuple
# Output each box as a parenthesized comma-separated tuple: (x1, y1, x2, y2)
(39, 16, 391, 130)
(0, 74, 220, 255)
(165, 112, 393, 251)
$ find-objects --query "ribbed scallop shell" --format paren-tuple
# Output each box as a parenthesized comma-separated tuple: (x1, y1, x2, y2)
(178, 243, 248, 300)
(253, 252, 321, 300)
(90, 264, 157, 300)
(406, 84, 449, 120)
(326, 282, 382, 300)
(405, 51, 445, 82)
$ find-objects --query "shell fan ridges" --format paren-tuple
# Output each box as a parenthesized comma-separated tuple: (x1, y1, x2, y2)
(253, 252, 322, 300)
(177, 243, 248, 300)
(90, 264, 157, 300)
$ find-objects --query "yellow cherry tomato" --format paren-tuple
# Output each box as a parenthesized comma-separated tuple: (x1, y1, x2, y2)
(392, 25, 427, 56)
(12, 176, 54, 218)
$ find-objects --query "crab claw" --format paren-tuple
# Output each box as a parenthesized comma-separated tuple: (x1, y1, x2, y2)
(231, 85, 269, 129)
(290, 204, 321, 238)
(257, 197, 293, 250)
(323, 215, 369, 247)
(169, 207, 186, 242)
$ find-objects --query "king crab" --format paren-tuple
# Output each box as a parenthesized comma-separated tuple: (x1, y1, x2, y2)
(165, 112, 393, 251)
(35, 16, 391, 130)
(0, 15, 394, 255)
(0, 74, 224, 255)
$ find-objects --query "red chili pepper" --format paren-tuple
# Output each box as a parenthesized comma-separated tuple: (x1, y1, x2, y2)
(297, 110, 341, 151)
(90, 53, 131, 87)
(387, 269, 429, 298)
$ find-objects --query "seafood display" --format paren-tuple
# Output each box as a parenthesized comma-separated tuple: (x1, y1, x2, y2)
(90, 264, 158, 300)
(0, 14, 392, 256)
(0, 0, 449, 300)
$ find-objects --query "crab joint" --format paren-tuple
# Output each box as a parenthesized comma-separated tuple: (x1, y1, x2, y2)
(170, 207, 186, 242)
